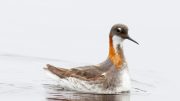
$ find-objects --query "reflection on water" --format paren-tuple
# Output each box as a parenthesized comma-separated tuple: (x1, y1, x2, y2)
(0, 54, 154, 101)
(44, 84, 130, 101)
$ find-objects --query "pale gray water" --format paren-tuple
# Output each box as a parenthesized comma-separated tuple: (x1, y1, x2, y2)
(0, 0, 180, 100)
(0, 54, 166, 101)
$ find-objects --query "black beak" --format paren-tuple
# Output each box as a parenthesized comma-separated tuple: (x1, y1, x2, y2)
(126, 36, 139, 45)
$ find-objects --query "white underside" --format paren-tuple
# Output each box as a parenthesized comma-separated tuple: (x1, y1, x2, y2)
(44, 67, 131, 94)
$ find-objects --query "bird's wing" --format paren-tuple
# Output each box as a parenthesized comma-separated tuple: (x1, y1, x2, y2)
(45, 64, 105, 81)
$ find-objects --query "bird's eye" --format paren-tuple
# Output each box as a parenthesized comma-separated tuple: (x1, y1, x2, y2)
(117, 28, 121, 32)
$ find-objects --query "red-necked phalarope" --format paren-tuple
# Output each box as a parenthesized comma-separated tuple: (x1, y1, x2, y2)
(44, 24, 139, 94)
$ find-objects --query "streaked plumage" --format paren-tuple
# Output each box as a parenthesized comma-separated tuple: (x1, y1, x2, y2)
(44, 24, 138, 94)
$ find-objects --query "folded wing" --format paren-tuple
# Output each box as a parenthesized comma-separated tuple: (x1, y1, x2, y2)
(45, 64, 105, 81)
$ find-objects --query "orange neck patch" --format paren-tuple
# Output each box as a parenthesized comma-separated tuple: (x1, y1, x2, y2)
(108, 36, 124, 70)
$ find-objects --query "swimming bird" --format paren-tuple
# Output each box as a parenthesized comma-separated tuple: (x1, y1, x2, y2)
(44, 24, 139, 94)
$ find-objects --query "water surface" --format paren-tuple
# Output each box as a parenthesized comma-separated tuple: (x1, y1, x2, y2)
(0, 54, 166, 101)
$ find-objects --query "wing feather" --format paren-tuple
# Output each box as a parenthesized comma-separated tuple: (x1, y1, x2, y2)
(46, 64, 105, 81)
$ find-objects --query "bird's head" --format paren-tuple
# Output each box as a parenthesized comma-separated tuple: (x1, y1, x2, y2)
(109, 24, 139, 45)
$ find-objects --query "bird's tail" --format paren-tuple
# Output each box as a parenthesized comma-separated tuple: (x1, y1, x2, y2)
(44, 64, 69, 79)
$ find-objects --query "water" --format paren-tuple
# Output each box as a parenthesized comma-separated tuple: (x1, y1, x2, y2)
(0, 54, 175, 101)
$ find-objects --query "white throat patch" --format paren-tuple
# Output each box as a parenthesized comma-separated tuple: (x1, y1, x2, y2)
(112, 35, 123, 52)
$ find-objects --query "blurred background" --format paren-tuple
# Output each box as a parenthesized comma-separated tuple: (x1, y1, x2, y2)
(0, 0, 180, 67)
(0, 0, 180, 101)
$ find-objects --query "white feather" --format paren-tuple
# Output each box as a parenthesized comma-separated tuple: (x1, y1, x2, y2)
(112, 35, 124, 52)
(44, 66, 131, 94)
(117, 68, 131, 91)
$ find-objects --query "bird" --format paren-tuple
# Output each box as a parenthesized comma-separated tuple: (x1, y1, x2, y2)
(44, 24, 139, 94)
